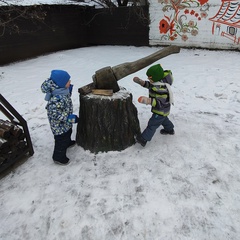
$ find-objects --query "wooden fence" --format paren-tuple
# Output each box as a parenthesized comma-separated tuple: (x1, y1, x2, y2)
(0, 5, 149, 65)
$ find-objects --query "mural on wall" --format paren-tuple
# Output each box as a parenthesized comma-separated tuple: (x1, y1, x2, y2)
(158, 0, 210, 41)
(209, 0, 240, 44)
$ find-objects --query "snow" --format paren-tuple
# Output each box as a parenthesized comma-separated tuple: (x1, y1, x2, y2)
(0, 45, 240, 240)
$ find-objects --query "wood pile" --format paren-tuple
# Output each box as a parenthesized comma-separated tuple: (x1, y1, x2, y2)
(0, 119, 27, 166)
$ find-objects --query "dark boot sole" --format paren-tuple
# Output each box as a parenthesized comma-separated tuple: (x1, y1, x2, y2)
(54, 160, 70, 165)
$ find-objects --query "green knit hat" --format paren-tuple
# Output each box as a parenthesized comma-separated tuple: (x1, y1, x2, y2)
(146, 64, 164, 82)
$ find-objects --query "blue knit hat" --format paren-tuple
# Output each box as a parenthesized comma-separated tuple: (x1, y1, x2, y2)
(50, 70, 70, 88)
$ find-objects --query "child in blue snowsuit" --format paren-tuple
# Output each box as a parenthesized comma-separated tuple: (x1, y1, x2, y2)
(41, 70, 78, 165)
(133, 64, 174, 147)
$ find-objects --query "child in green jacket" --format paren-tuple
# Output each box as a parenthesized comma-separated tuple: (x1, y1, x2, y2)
(133, 64, 174, 147)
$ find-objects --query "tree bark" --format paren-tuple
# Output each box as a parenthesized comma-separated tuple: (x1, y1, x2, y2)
(76, 88, 141, 153)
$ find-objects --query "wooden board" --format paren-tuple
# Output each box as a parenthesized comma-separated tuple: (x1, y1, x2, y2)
(92, 89, 113, 96)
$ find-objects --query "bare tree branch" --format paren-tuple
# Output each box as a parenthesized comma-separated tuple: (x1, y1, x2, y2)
(0, 1, 47, 36)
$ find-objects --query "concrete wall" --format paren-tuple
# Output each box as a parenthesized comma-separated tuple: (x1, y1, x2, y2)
(149, 0, 240, 50)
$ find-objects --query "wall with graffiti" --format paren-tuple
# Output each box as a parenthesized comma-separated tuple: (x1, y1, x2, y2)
(149, 0, 240, 49)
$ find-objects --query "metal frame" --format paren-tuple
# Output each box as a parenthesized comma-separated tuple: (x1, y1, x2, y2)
(0, 94, 34, 173)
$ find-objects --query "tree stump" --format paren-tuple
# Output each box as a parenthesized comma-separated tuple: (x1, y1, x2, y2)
(76, 87, 141, 153)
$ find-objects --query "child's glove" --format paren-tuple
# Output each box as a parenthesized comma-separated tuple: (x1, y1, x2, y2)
(67, 114, 79, 123)
(138, 96, 151, 105)
(133, 77, 145, 86)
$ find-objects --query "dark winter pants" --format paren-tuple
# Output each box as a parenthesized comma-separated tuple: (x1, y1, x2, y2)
(52, 128, 72, 161)
(141, 114, 174, 141)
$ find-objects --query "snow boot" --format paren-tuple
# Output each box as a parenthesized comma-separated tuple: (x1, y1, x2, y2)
(136, 135, 147, 147)
(160, 129, 175, 135)
(68, 140, 76, 148)
(54, 157, 70, 165)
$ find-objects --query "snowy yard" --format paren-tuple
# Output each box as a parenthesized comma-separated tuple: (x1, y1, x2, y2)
(0, 46, 240, 240)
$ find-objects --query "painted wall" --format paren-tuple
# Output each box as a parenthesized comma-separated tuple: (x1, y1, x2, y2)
(149, 0, 240, 50)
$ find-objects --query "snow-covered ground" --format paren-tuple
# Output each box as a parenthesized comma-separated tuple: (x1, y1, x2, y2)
(0, 46, 240, 240)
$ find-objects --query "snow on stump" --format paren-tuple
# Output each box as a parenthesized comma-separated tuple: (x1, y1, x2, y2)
(76, 87, 141, 153)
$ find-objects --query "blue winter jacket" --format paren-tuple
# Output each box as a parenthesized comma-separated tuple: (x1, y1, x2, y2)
(41, 79, 73, 136)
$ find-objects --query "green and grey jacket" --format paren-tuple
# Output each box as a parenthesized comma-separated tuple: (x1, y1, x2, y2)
(143, 70, 174, 116)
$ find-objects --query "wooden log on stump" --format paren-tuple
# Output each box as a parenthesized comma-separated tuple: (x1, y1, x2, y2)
(79, 45, 181, 95)
(76, 87, 141, 153)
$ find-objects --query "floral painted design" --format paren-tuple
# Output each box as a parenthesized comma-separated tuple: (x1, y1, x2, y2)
(158, 0, 210, 41)
(209, 0, 240, 44)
